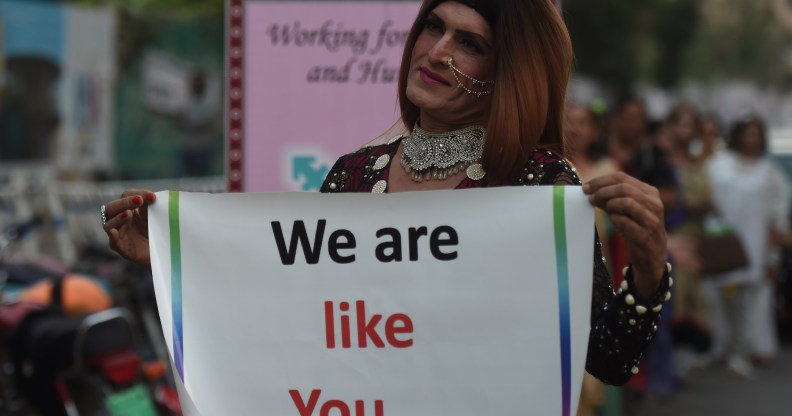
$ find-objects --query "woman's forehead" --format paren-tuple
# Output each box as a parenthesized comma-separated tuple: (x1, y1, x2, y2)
(428, 1, 493, 36)
(427, 0, 497, 28)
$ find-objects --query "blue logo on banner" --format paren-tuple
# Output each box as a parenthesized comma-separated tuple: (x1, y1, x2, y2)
(292, 156, 329, 191)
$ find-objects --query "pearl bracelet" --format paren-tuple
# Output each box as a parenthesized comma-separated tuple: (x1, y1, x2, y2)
(616, 262, 673, 375)
(618, 262, 673, 315)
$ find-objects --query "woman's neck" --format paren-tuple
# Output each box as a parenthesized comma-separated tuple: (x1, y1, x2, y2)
(418, 112, 486, 133)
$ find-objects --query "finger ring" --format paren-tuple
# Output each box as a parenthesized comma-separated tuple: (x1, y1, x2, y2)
(101, 204, 107, 225)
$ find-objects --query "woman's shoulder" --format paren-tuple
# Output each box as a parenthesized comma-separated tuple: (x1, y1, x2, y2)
(334, 141, 397, 169)
(320, 138, 401, 193)
(509, 148, 582, 186)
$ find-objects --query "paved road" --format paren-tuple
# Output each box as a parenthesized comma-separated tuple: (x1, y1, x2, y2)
(635, 346, 792, 416)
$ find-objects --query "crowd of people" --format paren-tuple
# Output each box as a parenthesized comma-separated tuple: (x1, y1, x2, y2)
(566, 98, 791, 415)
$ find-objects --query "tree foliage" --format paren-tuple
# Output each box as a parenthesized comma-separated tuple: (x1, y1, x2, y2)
(563, 0, 699, 95)
(651, 0, 699, 88)
(563, 0, 791, 93)
(563, 0, 642, 94)
(685, 0, 791, 87)
(72, 0, 223, 16)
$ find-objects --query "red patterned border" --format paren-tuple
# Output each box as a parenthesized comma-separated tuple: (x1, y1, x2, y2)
(227, 0, 244, 192)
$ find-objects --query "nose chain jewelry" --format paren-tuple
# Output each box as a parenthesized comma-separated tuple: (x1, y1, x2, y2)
(447, 57, 494, 97)
(401, 122, 486, 182)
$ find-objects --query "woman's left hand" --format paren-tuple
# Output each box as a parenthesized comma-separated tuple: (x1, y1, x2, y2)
(583, 172, 667, 300)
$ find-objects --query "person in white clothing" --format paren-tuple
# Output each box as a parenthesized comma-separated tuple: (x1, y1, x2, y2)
(704, 117, 791, 376)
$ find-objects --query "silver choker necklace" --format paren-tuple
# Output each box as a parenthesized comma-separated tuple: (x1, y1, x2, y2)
(401, 123, 486, 182)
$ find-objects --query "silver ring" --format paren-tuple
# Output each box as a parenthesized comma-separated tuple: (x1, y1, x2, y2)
(101, 204, 107, 225)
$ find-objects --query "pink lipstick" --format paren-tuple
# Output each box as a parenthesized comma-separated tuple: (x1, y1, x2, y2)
(419, 67, 451, 86)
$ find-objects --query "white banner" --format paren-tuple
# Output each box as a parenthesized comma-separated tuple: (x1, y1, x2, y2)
(148, 187, 594, 415)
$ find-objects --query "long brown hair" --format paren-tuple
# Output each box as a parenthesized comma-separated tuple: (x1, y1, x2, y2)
(397, 0, 573, 182)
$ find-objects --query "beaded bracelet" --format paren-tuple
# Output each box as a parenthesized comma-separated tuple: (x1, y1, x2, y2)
(618, 262, 673, 314)
(616, 262, 673, 374)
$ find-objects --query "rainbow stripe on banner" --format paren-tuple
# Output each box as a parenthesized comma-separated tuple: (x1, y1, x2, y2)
(553, 186, 572, 416)
(169, 191, 185, 381)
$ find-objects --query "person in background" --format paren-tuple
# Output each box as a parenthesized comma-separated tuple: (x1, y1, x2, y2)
(566, 103, 619, 274)
(704, 117, 791, 377)
(609, 98, 678, 214)
(609, 98, 679, 403)
(664, 104, 714, 378)
(698, 114, 725, 160)
(565, 102, 619, 416)
(651, 121, 676, 157)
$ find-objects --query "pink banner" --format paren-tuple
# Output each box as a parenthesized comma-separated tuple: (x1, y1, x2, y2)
(240, 1, 420, 191)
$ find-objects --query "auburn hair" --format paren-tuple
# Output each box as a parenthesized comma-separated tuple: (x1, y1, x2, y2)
(397, 0, 574, 182)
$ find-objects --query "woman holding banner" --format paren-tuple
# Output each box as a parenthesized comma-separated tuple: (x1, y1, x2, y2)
(103, 0, 671, 386)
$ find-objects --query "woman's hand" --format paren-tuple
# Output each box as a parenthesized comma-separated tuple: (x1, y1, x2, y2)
(583, 172, 668, 300)
(103, 189, 156, 270)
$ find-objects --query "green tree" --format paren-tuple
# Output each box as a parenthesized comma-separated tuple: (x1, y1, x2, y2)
(563, 0, 648, 95)
(685, 0, 791, 87)
(564, 0, 699, 93)
(73, 0, 223, 16)
(651, 0, 700, 88)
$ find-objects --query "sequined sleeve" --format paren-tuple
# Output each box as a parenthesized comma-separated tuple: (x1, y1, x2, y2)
(531, 150, 667, 385)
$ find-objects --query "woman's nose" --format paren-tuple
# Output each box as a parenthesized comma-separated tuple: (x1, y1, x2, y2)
(427, 35, 453, 65)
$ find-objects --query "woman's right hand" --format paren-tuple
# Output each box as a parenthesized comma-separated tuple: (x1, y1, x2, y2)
(103, 189, 157, 270)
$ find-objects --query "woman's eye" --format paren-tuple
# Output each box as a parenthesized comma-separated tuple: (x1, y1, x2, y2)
(425, 20, 443, 34)
(460, 38, 483, 54)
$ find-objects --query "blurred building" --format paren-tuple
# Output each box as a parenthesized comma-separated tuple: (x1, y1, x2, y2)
(0, 0, 115, 177)
(0, 0, 224, 181)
